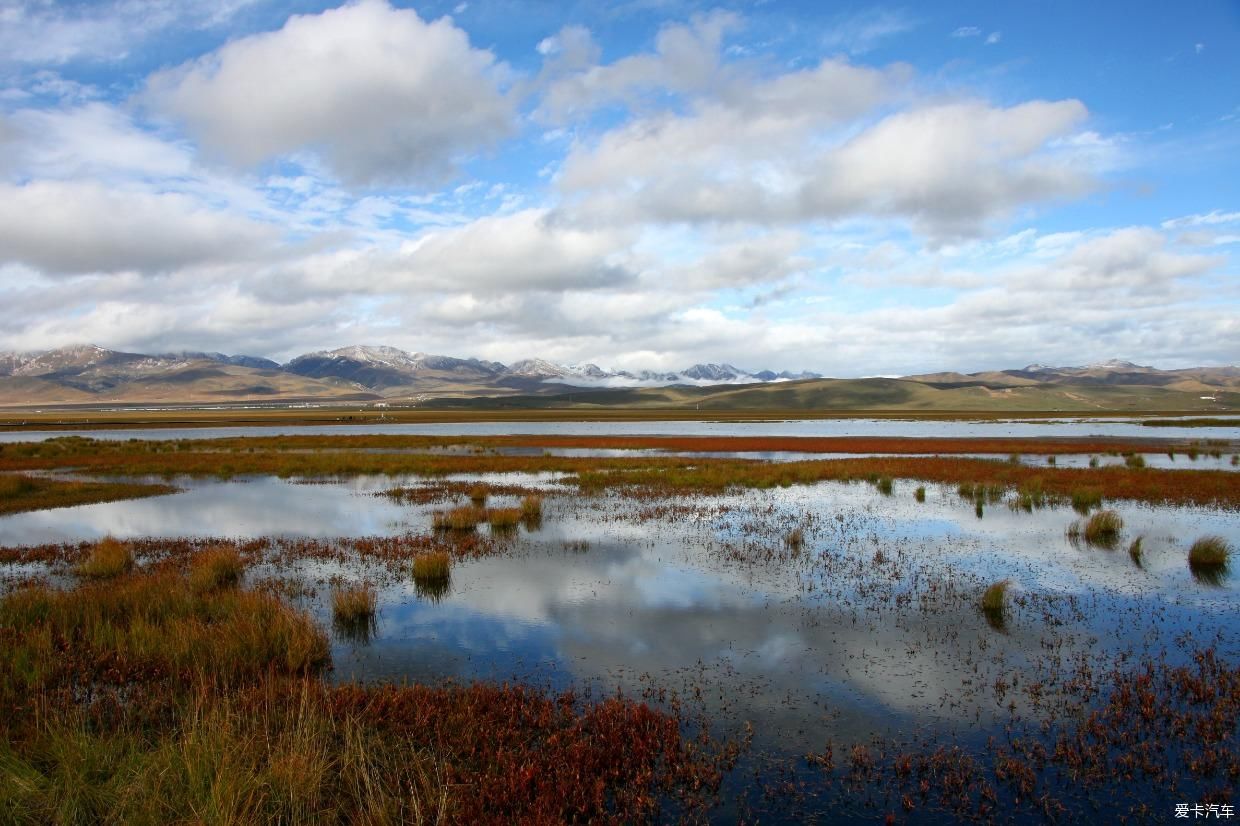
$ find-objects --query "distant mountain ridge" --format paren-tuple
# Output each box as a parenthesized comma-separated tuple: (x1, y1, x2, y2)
(0, 344, 1235, 408)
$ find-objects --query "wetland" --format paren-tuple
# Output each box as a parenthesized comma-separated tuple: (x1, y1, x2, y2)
(1, 422, 1237, 823)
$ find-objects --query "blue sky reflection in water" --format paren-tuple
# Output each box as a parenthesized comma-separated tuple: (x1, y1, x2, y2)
(3, 475, 1235, 760)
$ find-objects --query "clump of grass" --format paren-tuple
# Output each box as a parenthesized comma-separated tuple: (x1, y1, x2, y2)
(520, 494, 543, 520)
(76, 536, 134, 578)
(1188, 536, 1231, 569)
(1128, 536, 1144, 568)
(1124, 453, 1146, 469)
(412, 551, 451, 586)
(1007, 453, 1021, 465)
(1231, 454, 1238, 466)
(1188, 536, 1231, 586)
(1083, 510, 1123, 546)
(189, 545, 244, 593)
(975, 500, 984, 519)
(1070, 487, 1103, 514)
(1088, 456, 1099, 468)
(980, 580, 1010, 629)
(487, 507, 523, 532)
(1046, 456, 1056, 466)
(1013, 480, 1049, 512)
(786, 527, 804, 552)
(468, 483, 489, 505)
(432, 505, 485, 531)
(332, 584, 376, 624)
(875, 476, 893, 495)
(913, 486, 926, 503)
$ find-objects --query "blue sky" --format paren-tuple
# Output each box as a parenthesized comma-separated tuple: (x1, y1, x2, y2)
(0, 0, 1236, 375)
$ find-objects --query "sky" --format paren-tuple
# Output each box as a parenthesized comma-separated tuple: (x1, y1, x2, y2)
(0, 0, 1237, 376)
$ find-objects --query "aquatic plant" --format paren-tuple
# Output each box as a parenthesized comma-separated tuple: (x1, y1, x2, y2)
(332, 584, 376, 623)
(786, 527, 805, 551)
(486, 507, 523, 531)
(468, 483, 489, 505)
(1128, 536, 1144, 568)
(189, 545, 244, 593)
(1082, 510, 1123, 546)
(875, 476, 893, 495)
(979, 580, 1010, 629)
(433, 505, 486, 531)
(76, 536, 134, 578)
(1188, 536, 1230, 570)
(1124, 453, 1146, 469)
(412, 551, 451, 586)
(519, 494, 543, 519)
(914, 486, 926, 503)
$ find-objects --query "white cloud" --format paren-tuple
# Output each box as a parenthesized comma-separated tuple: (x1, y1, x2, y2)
(986, 32, 1002, 45)
(1161, 210, 1240, 230)
(820, 9, 916, 55)
(0, 181, 277, 275)
(0, 0, 260, 65)
(952, 26, 982, 38)
(145, 0, 513, 186)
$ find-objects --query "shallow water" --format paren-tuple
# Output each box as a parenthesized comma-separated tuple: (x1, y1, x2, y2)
(1, 415, 1237, 443)
(3, 472, 1236, 820)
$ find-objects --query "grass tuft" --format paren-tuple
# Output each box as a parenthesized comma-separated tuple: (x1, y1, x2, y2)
(331, 584, 376, 624)
(913, 486, 926, 503)
(468, 483, 489, 505)
(1083, 510, 1123, 546)
(189, 545, 244, 593)
(786, 527, 804, 552)
(76, 536, 134, 578)
(1124, 453, 1146, 469)
(1128, 536, 1144, 568)
(412, 551, 451, 586)
(1188, 536, 1231, 569)
(432, 505, 485, 532)
(980, 580, 1010, 630)
(486, 507, 522, 531)
(875, 476, 893, 495)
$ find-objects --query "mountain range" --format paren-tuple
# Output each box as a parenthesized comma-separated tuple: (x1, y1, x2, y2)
(0, 344, 823, 406)
(0, 345, 1235, 411)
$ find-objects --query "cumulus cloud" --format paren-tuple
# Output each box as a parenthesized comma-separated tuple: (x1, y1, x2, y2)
(562, 94, 1092, 239)
(145, 0, 513, 186)
(802, 100, 1093, 238)
(0, 181, 277, 275)
(536, 11, 738, 122)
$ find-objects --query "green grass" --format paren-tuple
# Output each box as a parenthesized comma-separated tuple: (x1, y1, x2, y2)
(875, 476, 893, 495)
(914, 486, 926, 503)
(0, 690, 447, 826)
(1070, 487, 1103, 514)
(189, 546, 244, 593)
(1124, 453, 1146, 469)
(1128, 536, 1144, 567)
(75, 537, 134, 578)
